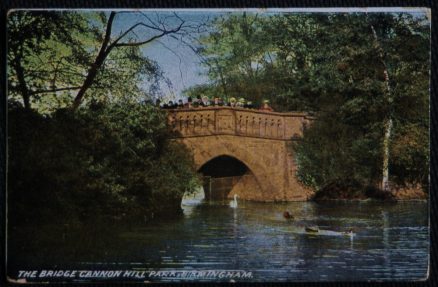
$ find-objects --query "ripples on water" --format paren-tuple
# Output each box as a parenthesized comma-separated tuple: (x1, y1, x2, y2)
(9, 201, 429, 282)
(103, 201, 428, 282)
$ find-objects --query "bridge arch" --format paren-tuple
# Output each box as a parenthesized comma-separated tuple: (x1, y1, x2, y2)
(170, 107, 314, 201)
(183, 136, 277, 200)
(198, 155, 264, 201)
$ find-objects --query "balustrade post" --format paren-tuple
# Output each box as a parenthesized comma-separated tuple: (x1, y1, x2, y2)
(168, 108, 308, 140)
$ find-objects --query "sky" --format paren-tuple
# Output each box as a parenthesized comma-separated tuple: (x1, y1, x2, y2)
(112, 11, 218, 101)
(109, 8, 430, 101)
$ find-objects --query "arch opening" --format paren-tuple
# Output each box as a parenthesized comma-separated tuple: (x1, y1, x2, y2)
(198, 155, 259, 202)
(199, 155, 248, 178)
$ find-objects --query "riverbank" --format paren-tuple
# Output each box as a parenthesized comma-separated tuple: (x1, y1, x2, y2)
(390, 184, 428, 200)
(312, 183, 427, 202)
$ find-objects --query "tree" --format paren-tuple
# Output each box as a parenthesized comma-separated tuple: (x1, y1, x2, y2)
(7, 10, 204, 228)
(197, 13, 276, 104)
(297, 13, 429, 192)
(198, 12, 430, 193)
(8, 11, 198, 112)
(8, 101, 199, 225)
(7, 11, 88, 109)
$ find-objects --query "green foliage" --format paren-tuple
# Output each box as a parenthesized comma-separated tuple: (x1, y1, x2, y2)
(200, 12, 429, 192)
(8, 102, 199, 227)
(390, 123, 429, 186)
(297, 13, 429, 192)
(182, 84, 219, 100)
(198, 13, 275, 106)
(7, 11, 202, 231)
(7, 11, 162, 112)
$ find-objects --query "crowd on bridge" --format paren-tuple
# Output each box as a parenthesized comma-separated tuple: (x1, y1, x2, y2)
(157, 95, 274, 112)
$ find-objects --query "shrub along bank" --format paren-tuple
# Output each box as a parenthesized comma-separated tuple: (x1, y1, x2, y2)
(8, 102, 199, 229)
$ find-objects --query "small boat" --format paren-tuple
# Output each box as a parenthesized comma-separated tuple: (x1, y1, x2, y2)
(181, 186, 205, 206)
(343, 229, 354, 237)
(305, 226, 319, 233)
(283, 211, 294, 220)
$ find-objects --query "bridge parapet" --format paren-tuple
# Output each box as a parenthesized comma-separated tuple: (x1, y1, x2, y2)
(167, 106, 312, 140)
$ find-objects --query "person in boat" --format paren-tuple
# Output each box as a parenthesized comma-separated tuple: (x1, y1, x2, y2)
(343, 228, 354, 236)
(283, 211, 294, 220)
(259, 99, 274, 112)
(305, 226, 319, 233)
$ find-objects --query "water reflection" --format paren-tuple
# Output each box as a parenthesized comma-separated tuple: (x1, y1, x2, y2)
(8, 201, 428, 282)
(181, 185, 205, 216)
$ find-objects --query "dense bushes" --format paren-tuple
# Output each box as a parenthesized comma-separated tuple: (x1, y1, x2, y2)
(8, 102, 199, 227)
(294, 111, 383, 191)
(295, 100, 429, 197)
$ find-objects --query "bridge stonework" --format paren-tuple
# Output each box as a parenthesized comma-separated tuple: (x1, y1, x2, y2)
(168, 106, 314, 201)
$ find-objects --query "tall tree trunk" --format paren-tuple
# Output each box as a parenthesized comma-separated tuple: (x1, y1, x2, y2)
(14, 55, 31, 110)
(382, 117, 393, 191)
(71, 58, 104, 110)
(369, 19, 392, 192)
(71, 12, 116, 110)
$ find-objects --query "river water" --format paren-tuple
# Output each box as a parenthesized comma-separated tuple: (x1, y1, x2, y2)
(8, 200, 429, 282)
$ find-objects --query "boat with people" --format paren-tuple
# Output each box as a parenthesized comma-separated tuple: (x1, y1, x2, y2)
(283, 211, 294, 220)
(282, 211, 354, 237)
(305, 226, 319, 233)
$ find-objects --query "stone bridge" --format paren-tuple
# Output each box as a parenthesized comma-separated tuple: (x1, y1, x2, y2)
(167, 106, 314, 201)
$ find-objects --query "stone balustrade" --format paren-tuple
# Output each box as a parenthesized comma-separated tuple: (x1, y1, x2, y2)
(167, 106, 313, 140)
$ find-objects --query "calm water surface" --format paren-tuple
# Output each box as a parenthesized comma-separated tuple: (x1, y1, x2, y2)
(10, 201, 429, 282)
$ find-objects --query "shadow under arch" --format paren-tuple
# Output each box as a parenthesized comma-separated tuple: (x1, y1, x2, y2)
(198, 155, 249, 178)
(197, 154, 265, 201)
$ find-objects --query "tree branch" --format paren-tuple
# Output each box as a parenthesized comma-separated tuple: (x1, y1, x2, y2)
(111, 21, 185, 48)
(30, 86, 82, 95)
(110, 22, 165, 48)
(71, 12, 116, 110)
(70, 11, 195, 110)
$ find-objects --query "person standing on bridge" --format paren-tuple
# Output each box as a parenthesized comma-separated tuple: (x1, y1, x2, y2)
(193, 95, 201, 108)
(201, 95, 210, 107)
(212, 97, 220, 106)
(184, 97, 193, 108)
(228, 97, 237, 107)
(259, 99, 274, 112)
(155, 98, 161, 108)
(177, 99, 184, 108)
(237, 98, 245, 108)
(245, 100, 254, 109)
